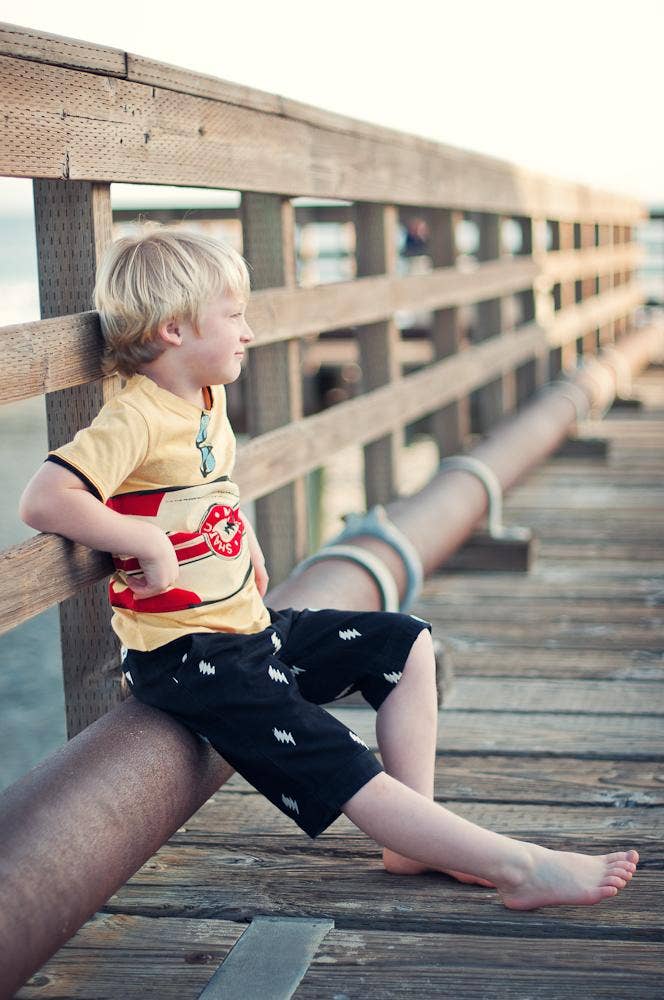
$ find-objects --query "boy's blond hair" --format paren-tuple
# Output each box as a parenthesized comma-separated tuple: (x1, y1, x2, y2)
(93, 225, 251, 377)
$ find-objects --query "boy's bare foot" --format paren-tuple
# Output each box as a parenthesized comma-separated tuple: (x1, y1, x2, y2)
(495, 845, 639, 910)
(382, 848, 494, 887)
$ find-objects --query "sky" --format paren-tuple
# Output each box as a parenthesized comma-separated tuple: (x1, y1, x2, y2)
(0, 0, 663, 213)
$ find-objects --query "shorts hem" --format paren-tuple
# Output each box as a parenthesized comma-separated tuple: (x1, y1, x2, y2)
(304, 751, 385, 839)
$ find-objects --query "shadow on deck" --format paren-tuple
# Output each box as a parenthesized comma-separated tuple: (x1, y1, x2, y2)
(17, 368, 664, 999)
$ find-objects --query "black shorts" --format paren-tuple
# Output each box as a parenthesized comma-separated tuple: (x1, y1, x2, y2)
(122, 606, 432, 839)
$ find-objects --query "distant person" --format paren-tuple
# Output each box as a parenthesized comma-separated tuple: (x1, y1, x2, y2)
(403, 217, 429, 256)
(20, 227, 638, 909)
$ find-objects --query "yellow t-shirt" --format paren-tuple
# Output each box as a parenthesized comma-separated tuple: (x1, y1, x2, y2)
(48, 374, 271, 651)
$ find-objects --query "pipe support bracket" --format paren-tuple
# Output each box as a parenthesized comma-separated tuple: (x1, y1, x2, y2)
(438, 455, 530, 541)
(294, 544, 400, 612)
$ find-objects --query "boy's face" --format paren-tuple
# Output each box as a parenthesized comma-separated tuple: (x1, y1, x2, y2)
(179, 291, 254, 386)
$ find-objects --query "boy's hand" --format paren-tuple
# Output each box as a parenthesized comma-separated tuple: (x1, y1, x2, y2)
(123, 526, 180, 598)
(252, 556, 270, 598)
(238, 509, 269, 597)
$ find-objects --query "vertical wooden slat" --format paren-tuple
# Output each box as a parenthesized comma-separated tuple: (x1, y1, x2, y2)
(429, 208, 469, 456)
(241, 193, 307, 585)
(514, 216, 541, 406)
(354, 203, 401, 507)
(598, 224, 614, 345)
(33, 179, 120, 738)
(471, 212, 505, 432)
(581, 222, 598, 356)
(558, 220, 578, 369)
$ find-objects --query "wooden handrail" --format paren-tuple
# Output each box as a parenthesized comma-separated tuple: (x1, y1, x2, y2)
(0, 247, 642, 404)
(0, 22, 643, 221)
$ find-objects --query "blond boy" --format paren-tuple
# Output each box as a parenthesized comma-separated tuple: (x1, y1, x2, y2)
(20, 228, 638, 908)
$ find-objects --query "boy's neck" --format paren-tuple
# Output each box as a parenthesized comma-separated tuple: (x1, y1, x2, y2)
(138, 368, 209, 410)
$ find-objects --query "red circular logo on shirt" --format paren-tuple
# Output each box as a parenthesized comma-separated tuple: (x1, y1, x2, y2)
(199, 504, 244, 558)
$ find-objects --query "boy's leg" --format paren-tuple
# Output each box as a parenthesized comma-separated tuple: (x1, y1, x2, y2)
(375, 627, 488, 882)
(340, 771, 639, 910)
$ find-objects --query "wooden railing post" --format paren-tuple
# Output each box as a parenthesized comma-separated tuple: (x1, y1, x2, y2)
(581, 221, 599, 356)
(32, 179, 121, 738)
(240, 193, 308, 585)
(559, 220, 578, 369)
(429, 208, 470, 456)
(598, 223, 615, 346)
(472, 211, 507, 432)
(355, 202, 401, 506)
(530, 217, 553, 388)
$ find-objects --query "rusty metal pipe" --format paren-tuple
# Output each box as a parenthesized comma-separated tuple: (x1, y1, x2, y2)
(0, 702, 234, 997)
(0, 323, 661, 998)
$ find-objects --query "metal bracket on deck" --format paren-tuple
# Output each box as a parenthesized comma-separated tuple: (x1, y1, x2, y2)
(295, 504, 424, 612)
(541, 378, 592, 424)
(438, 455, 530, 541)
(295, 543, 400, 612)
(601, 345, 633, 400)
(330, 505, 424, 611)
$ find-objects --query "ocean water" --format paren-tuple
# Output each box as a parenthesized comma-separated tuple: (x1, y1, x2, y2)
(0, 211, 67, 790)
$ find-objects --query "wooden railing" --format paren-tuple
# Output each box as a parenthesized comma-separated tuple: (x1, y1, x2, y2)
(0, 21, 645, 738)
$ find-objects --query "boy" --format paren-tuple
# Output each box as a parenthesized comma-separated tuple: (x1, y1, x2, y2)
(20, 227, 638, 909)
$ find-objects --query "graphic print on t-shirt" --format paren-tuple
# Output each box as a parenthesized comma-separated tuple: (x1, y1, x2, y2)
(107, 475, 249, 613)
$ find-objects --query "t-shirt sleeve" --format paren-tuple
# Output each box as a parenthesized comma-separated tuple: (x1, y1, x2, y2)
(47, 397, 149, 503)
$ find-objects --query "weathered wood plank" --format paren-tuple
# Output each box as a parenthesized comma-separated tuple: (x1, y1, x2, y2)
(0, 250, 642, 404)
(17, 916, 664, 999)
(296, 929, 664, 999)
(103, 835, 661, 937)
(446, 648, 662, 681)
(428, 622, 662, 651)
(0, 22, 125, 75)
(16, 913, 246, 999)
(329, 706, 664, 759)
(444, 678, 664, 715)
(217, 754, 664, 807)
(0, 47, 643, 220)
(422, 599, 660, 623)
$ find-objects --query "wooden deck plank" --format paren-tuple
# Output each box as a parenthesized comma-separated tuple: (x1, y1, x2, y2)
(16, 914, 246, 999)
(101, 843, 661, 940)
(17, 917, 664, 1000)
(444, 678, 664, 714)
(294, 929, 664, 1000)
(328, 706, 664, 759)
(219, 755, 664, 806)
(446, 649, 662, 681)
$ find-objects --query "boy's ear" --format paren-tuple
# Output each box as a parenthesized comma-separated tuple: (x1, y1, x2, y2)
(156, 318, 183, 347)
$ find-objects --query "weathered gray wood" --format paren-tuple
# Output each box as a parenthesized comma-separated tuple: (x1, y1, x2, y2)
(32, 178, 120, 738)
(0, 47, 643, 221)
(103, 838, 662, 933)
(472, 212, 506, 433)
(297, 929, 664, 999)
(17, 914, 664, 999)
(328, 706, 664, 759)
(0, 275, 642, 405)
(241, 193, 307, 585)
(355, 203, 402, 506)
(429, 208, 471, 457)
(445, 678, 664, 715)
(218, 753, 664, 807)
(16, 913, 247, 999)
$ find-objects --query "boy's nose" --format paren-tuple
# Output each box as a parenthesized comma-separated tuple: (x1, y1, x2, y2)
(242, 320, 255, 343)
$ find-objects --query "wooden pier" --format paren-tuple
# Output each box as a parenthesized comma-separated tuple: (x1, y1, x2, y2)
(16, 366, 663, 999)
(1, 21, 662, 997)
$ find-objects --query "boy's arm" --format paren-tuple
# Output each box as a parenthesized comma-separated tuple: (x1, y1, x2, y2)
(19, 461, 179, 598)
(238, 509, 269, 597)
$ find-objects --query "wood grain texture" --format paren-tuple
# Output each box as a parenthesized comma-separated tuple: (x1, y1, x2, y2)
(0, 45, 644, 220)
